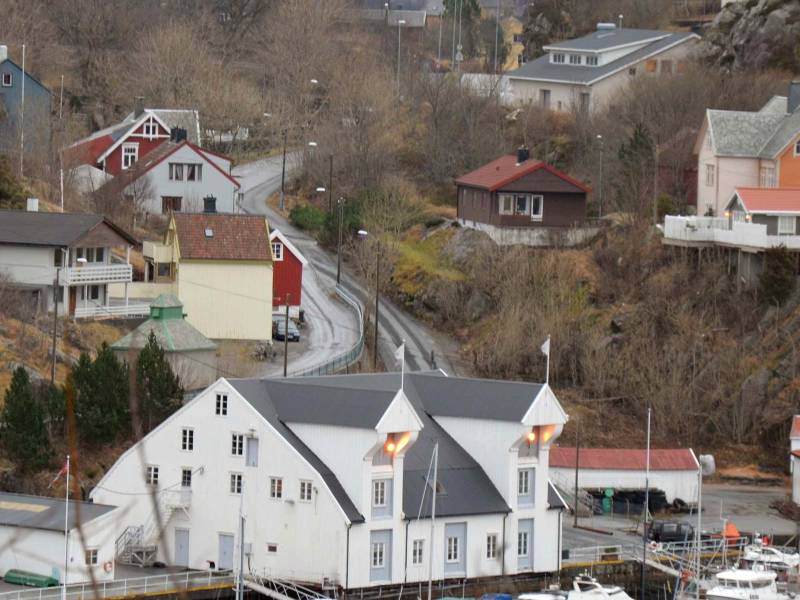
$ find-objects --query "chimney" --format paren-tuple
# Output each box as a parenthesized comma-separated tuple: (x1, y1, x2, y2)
(203, 196, 217, 213)
(516, 146, 530, 164)
(133, 96, 145, 118)
(26, 197, 39, 212)
(176, 128, 187, 142)
(170, 127, 178, 142)
(789, 81, 800, 114)
(0, 46, 7, 62)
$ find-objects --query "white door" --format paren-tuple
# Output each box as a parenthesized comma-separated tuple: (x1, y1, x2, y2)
(174, 529, 190, 567)
(218, 534, 234, 570)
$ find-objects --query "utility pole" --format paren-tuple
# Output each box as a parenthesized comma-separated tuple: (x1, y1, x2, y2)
(493, 0, 500, 74)
(641, 405, 652, 600)
(51, 264, 61, 384)
(573, 422, 580, 528)
(19, 43, 25, 177)
(236, 479, 245, 600)
(337, 198, 345, 285)
(437, 7, 444, 65)
(396, 20, 406, 96)
(283, 293, 291, 377)
(328, 154, 334, 214)
(373, 252, 380, 370)
(597, 134, 604, 218)
(279, 129, 288, 212)
(653, 142, 660, 226)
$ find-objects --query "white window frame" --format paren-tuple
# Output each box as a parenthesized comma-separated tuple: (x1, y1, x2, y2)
(499, 194, 514, 215)
(84, 548, 98, 566)
(146, 465, 159, 486)
(530, 194, 544, 221)
(143, 119, 159, 139)
(760, 166, 776, 188)
(299, 480, 313, 502)
(371, 542, 386, 568)
(518, 469, 530, 496)
(486, 533, 498, 559)
(514, 194, 529, 216)
(272, 242, 284, 261)
(181, 427, 194, 451)
(705, 164, 715, 187)
(412, 539, 424, 565)
(778, 216, 796, 235)
(518, 531, 529, 557)
(122, 143, 139, 170)
(216, 393, 228, 416)
(446, 536, 460, 563)
(181, 468, 192, 488)
(552, 53, 565, 64)
(1, 72, 11, 87)
(372, 480, 387, 507)
(231, 433, 244, 456)
(230, 472, 243, 494)
(586, 55, 598, 66)
(569, 54, 582, 65)
(270, 477, 283, 499)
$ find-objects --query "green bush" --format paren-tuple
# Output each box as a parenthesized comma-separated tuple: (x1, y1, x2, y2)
(656, 194, 677, 220)
(760, 246, 796, 306)
(425, 216, 446, 228)
(0, 156, 26, 209)
(1, 368, 51, 471)
(290, 205, 328, 232)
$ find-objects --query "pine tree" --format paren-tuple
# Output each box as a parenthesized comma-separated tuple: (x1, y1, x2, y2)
(1, 367, 51, 471)
(136, 332, 183, 431)
(72, 344, 130, 445)
(760, 246, 796, 306)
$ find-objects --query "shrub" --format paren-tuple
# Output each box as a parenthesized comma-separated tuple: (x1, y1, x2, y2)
(425, 216, 446, 228)
(1, 367, 51, 471)
(760, 246, 796, 306)
(290, 205, 328, 232)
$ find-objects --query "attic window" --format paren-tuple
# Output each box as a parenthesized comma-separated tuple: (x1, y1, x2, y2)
(1, 73, 11, 87)
(204, 228, 214, 238)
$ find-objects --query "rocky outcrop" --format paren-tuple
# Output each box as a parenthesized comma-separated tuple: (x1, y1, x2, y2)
(701, 0, 800, 71)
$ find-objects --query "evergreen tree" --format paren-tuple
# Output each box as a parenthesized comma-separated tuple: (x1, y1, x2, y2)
(1, 367, 51, 471)
(760, 246, 796, 306)
(72, 344, 130, 445)
(136, 332, 183, 431)
(616, 123, 655, 215)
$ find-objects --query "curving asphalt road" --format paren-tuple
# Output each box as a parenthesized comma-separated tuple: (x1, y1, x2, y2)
(233, 156, 463, 376)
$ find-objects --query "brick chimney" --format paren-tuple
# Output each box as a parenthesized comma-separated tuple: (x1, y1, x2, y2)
(134, 96, 145, 118)
(516, 146, 530, 164)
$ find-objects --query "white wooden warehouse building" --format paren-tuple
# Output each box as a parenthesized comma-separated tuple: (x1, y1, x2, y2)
(91, 371, 569, 590)
(549, 447, 700, 504)
(0, 492, 117, 584)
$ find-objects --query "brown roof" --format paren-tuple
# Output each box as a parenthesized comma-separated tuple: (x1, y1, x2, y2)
(455, 155, 590, 193)
(0, 210, 138, 247)
(172, 213, 271, 261)
(550, 447, 699, 471)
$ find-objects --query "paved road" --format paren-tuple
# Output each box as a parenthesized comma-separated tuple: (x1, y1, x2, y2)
(233, 156, 462, 376)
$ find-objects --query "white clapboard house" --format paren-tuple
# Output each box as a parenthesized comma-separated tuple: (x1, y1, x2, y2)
(91, 371, 568, 590)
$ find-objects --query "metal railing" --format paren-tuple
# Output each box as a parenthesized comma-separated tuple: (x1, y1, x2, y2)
(286, 284, 365, 378)
(245, 572, 334, 600)
(0, 570, 235, 600)
(74, 303, 151, 319)
(63, 264, 133, 285)
(563, 544, 631, 565)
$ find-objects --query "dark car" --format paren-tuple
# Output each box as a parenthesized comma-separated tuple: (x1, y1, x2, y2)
(648, 520, 694, 543)
(273, 316, 300, 342)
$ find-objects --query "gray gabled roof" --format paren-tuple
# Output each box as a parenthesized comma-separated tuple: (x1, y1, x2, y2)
(110, 316, 217, 353)
(543, 28, 670, 52)
(227, 372, 548, 523)
(0, 492, 115, 532)
(706, 109, 787, 158)
(760, 109, 800, 158)
(0, 210, 138, 247)
(509, 31, 697, 86)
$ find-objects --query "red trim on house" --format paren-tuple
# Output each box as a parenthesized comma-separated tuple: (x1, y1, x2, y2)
(186, 143, 239, 189)
(455, 155, 591, 193)
(735, 187, 800, 213)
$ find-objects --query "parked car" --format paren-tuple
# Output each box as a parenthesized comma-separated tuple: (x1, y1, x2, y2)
(648, 520, 694, 543)
(272, 316, 300, 342)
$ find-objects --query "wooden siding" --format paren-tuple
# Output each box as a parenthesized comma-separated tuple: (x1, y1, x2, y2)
(273, 245, 303, 307)
(74, 222, 134, 249)
(752, 214, 800, 236)
(458, 185, 587, 229)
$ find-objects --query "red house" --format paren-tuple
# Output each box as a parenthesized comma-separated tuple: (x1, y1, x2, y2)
(66, 102, 201, 177)
(270, 228, 307, 315)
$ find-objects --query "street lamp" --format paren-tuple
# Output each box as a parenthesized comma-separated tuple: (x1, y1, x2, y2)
(596, 134, 604, 218)
(397, 19, 406, 95)
(336, 197, 346, 285)
(308, 141, 318, 147)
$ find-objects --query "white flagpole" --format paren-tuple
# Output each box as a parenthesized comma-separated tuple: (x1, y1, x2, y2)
(401, 339, 405, 391)
(545, 335, 551, 385)
(63, 455, 70, 596)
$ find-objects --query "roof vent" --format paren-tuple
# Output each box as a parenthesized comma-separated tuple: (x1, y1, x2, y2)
(596, 23, 616, 31)
(204, 228, 214, 238)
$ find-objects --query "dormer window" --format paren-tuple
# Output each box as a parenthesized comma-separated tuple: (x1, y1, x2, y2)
(569, 54, 582, 65)
(1, 73, 11, 87)
(552, 53, 565, 64)
(586, 55, 598, 66)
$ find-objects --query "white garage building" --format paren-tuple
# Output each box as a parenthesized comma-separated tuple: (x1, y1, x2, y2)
(549, 447, 700, 504)
(0, 492, 118, 584)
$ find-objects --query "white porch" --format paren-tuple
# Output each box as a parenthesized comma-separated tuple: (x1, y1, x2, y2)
(663, 216, 800, 252)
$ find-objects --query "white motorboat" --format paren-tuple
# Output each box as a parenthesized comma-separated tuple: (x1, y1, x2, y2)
(741, 542, 800, 574)
(519, 574, 635, 600)
(705, 568, 790, 600)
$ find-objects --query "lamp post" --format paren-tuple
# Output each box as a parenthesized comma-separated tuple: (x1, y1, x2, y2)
(437, 6, 444, 66)
(337, 197, 346, 285)
(328, 154, 334, 214)
(597, 134, 604, 218)
(358, 230, 380, 370)
(397, 19, 406, 95)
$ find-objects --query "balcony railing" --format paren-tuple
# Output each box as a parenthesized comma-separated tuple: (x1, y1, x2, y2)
(74, 303, 150, 320)
(663, 216, 800, 251)
(63, 263, 133, 285)
(163, 488, 192, 510)
(143, 241, 173, 263)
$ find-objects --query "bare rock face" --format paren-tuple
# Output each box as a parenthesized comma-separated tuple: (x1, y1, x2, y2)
(701, 0, 800, 70)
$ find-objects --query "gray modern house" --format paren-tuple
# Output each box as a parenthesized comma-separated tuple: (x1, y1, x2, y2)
(0, 44, 52, 157)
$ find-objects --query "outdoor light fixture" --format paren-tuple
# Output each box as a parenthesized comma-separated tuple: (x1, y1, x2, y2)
(316, 187, 326, 193)
(308, 141, 318, 147)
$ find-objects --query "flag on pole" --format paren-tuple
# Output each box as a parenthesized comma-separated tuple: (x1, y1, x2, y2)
(395, 342, 405, 391)
(49, 459, 69, 488)
(540, 337, 550, 357)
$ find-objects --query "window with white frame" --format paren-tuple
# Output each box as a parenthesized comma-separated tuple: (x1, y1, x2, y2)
(569, 54, 582, 65)
(586, 55, 598, 66)
(181, 427, 194, 451)
(270, 477, 283, 499)
(760, 167, 776, 187)
(531, 195, 544, 221)
(486, 533, 498, 559)
(146, 465, 159, 486)
(1, 73, 11, 86)
(412, 539, 424, 565)
(216, 393, 228, 415)
(231, 433, 244, 456)
(230, 473, 242, 494)
(372, 480, 387, 507)
(85, 549, 98, 565)
(122, 143, 139, 170)
(515, 194, 529, 216)
(169, 163, 184, 181)
(778, 216, 796, 235)
(272, 242, 284, 261)
(552, 53, 565, 64)
(705, 164, 715, 187)
(299, 480, 313, 502)
(143, 119, 159, 138)
(499, 194, 514, 215)
(186, 164, 202, 181)
(181, 468, 192, 488)
(371, 542, 385, 568)
(446, 536, 460, 562)
(518, 530, 529, 557)
(795, 140, 800, 157)
(518, 469, 530, 496)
